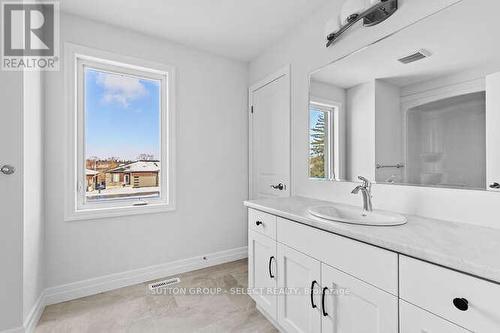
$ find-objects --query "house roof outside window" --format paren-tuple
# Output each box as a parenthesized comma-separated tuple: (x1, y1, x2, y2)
(107, 161, 160, 173)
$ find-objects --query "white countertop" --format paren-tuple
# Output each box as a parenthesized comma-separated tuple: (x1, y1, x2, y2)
(244, 196, 500, 284)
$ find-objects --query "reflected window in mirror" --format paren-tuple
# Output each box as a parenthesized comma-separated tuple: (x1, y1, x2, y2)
(309, 100, 339, 180)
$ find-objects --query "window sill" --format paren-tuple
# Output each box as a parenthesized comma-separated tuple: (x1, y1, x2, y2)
(64, 203, 176, 222)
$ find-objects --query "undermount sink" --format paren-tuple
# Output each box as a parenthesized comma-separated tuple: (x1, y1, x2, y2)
(308, 205, 407, 226)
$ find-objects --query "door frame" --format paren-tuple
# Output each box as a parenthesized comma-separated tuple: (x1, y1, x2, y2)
(248, 65, 292, 199)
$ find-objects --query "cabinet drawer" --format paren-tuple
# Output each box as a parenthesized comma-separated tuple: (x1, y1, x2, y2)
(248, 208, 276, 239)
(400, 255, 500, 332)
(400, 300, 470, 332)
(277, 218, 398, 295)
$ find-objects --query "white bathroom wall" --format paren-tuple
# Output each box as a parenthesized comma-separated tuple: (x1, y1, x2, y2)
(346, 82, 375, 180)
(44, 13, 248, 290)
(309, 80, 346, 104)
(375, 80, 402, 182)
(23, 71, 45, 322)
(249, 0, 500, 229)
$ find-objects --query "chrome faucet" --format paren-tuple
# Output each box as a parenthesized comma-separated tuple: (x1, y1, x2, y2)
(351, 176, 373, 214)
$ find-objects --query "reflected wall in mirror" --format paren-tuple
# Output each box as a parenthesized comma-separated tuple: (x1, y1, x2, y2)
(308, 0, 500, 191)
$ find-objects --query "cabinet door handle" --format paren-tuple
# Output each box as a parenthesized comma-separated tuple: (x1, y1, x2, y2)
(453, 298, 469, 311)
(255, 221, 263, 226)
(310, 280, 319, 308)
(322, 287, 329, 316)
(268, 256, 275, 279)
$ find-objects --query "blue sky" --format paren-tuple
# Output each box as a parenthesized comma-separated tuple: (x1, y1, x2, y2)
(85, 68, 160, 161)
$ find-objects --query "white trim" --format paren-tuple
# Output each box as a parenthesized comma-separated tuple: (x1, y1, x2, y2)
(248, 65, 292, 199)
(0, 327, 24, 333)
(23, 292, 46, 333)
(64, 43, 176, 221)
(43, 246, 247, 305)
(8, 247, 247, 332)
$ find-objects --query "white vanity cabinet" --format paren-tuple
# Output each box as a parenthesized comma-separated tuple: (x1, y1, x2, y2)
(399, 300, 470, 333)
(321, 263, 398, 333)
(276, 243, 321, 333)
(247, 208, 500, 332)
(399, 255, 500, 332)
(248, 229, 277, 318)
(247, 209, 399, 332)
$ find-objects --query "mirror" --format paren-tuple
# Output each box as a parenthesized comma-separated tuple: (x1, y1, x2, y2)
(309, 0, 500, 191)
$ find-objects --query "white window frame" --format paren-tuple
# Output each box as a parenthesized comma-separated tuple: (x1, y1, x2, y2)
(64, 43, 176, 221)
(309, 98, 341, 181)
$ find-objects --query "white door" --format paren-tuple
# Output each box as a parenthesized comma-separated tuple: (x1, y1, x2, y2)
(250, 68, 290, 199)
(400, 300, 471, 333)
(277, 243, 321, 333)
(321, 263, 398, 333)
(0, 71, 24, 329)
(248, 230, 277, 319)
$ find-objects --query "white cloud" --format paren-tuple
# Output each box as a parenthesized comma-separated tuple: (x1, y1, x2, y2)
(96, 72, 147, 108)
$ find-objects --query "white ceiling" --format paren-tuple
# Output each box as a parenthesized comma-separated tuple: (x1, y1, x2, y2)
(60, 0, 331, 61)
(311, 0, 500, 89)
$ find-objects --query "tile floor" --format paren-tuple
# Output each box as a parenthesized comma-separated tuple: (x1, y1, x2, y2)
(36, 259, 277, 333)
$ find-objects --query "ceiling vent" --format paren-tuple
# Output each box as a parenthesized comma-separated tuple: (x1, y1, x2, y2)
(398, 49, 432, 64)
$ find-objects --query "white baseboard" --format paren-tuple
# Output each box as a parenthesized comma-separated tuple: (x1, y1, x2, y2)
(44, 246, 248, 306)
(0, 327, 24, 333)
(23, 292, 46, 333)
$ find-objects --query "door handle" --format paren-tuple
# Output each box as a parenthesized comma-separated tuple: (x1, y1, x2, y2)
(270, 183, 285, 191)
(1, 164, 15, 175)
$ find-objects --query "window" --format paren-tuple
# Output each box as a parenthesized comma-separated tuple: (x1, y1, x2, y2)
(308, 100, 339, 180)
(65, 44, 175, 220)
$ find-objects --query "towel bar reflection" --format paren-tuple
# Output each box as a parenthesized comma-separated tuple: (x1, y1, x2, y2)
(376, 163, 405, 169)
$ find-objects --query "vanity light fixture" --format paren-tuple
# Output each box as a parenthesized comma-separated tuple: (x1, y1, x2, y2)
(326, 0, 398, 47)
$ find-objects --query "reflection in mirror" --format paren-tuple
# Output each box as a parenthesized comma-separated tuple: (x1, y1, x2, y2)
(308, 0, 500, 191)
(308, 99, 340, 180)
(308, 81, 344, 181)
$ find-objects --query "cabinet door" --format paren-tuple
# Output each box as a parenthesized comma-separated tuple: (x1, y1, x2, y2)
(321, 263, 398, 333)
(248, 230, 277, 318)
(277, 243, 321, 333)
(400, 300, 471, 333)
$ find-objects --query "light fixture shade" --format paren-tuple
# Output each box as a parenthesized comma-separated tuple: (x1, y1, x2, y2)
(340, 0, 371, 25)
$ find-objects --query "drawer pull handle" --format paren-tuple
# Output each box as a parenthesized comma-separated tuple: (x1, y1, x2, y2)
(322, 287, 329, 316)
(255, 221, 263, 226)
(453, 298, 469, 311)
(310, 280, 319, 308)
(268, 256, 275, 279)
